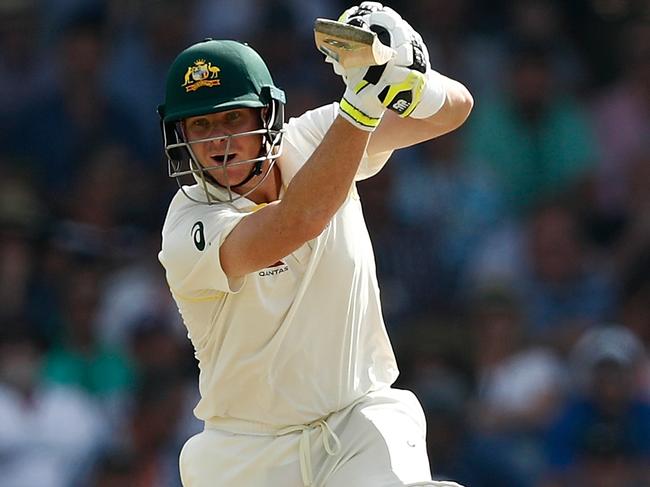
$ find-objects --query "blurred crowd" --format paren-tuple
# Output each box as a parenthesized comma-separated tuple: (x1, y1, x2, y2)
(0, 0, 649, 486)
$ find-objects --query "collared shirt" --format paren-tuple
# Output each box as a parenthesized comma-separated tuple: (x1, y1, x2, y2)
(159, 103, 397, 427)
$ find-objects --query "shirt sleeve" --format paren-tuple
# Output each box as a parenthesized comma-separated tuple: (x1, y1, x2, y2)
(159, 202, 248, 297)
(284, 102, 393, 183)
(355, 148, 394, 181)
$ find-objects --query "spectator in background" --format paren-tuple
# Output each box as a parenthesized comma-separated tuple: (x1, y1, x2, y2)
(423, 396, 531, 487)
(63, 143, 130, 229)
(190, 0, 264, 41)
(192, 0, 339, 42)
(0, 0, 56, 121)
(105, 0, 197, 163)
(505, 0, 587, 93)
(464, 40, 597, 217)
(96, 266, 182, 351)
(126, 315, 192, 379)
(590, 21, 650, 239)
(391, 131, 505, 302)
(94, 225, 182, 348)
(56, 142, 168, 259)
(5, 4, 144, 199)
(469, 286, 566, 484)
(465, 202, 617, 353)
(357, 164, 443, 325)
(618, 251, 650, 351)
(415, 355, 530, 487)
(125, 313, 203, 444)
(26, 217, 119, 347)
(565, 0, 645, 90)
(521, 203, 616, 351)
(0, 171, 46, 323)
(607, 150, 650, 305)
(111, 370, 188, 487)
(396, 0, 508, 100)
(248, 1, 340, 117)
(388, 309, 528, 487)
(617, 251, 650, 399)
(43, 266, 134, 421)
(0, 320, 106, 487)
(541, 325, 650, 487)
(87, 449, 137, 487)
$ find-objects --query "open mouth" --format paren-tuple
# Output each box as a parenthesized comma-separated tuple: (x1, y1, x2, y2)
(211, 154, 237, 165)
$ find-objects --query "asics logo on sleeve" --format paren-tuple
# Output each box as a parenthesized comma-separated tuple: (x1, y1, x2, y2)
(192, 221, 206, 251)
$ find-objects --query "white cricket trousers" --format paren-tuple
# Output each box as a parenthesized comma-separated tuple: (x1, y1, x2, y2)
(179, 388, 442, 487)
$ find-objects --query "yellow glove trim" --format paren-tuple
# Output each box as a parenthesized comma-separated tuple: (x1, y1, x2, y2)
(340, 98, 381, 128)
(354, 79, 369, 93)
(382, 71, 426, 117)
(338, 7, 355, 22)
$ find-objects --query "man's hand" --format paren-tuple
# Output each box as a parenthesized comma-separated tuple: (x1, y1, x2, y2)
(331, 2, 431, 119)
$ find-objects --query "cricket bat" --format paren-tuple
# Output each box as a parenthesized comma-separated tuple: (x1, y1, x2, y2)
(313, 18, 395, 68)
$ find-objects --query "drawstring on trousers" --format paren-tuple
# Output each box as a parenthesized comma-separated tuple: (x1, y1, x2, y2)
(205, 416, 341, 487)
(277, 418, 341, 486)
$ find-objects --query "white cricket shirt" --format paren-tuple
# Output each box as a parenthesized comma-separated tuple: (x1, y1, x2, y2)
(159, 103, 398, 427)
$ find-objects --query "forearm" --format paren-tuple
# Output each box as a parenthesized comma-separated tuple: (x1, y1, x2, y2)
(279, 116, 370, 235)
(219, 116, 369, 278)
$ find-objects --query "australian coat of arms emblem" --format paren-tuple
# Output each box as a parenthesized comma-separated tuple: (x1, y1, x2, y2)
(183, 59, 221, 92)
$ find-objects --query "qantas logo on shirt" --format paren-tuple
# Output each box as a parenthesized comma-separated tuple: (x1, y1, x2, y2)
(258, 260, 288, 277)
(192, 221, 205, 251)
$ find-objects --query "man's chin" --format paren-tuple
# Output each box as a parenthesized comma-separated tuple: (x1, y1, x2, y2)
(210, 168, 251, 189)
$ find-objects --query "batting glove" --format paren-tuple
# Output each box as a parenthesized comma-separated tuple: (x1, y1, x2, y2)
(338, 73, 387, 131)
(333, 2, 446, 120)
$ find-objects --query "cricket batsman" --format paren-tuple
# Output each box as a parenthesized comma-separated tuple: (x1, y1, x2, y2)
(157, 2, 473, 486)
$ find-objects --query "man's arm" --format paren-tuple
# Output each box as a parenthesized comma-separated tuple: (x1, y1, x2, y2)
(368, 75, 474, 155)
(324, 3, 474, 157)
(220, 117, 370, 279)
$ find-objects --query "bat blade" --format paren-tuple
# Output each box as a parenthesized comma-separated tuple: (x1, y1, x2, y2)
(313, 18, 395, 68)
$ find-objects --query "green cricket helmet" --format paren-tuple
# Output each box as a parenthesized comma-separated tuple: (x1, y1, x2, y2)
(158, 39, 286, 204)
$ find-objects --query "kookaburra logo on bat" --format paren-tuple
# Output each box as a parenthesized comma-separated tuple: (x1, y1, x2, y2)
(183, 59, 221, 92)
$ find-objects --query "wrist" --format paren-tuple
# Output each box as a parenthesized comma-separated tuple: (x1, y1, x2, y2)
(410, 69, 447, 119)
(339, 86, 386, 132)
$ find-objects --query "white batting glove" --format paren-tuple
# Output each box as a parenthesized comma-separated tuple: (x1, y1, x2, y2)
(337, 69, 387, 131)
(338, 59, 427, 130)
(333, 2, 446, 120)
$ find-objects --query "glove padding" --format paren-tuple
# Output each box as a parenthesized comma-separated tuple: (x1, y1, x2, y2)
(338, 58, 427, 131)
(339, 1, 429, 76)
(333, 1, 430, 124)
